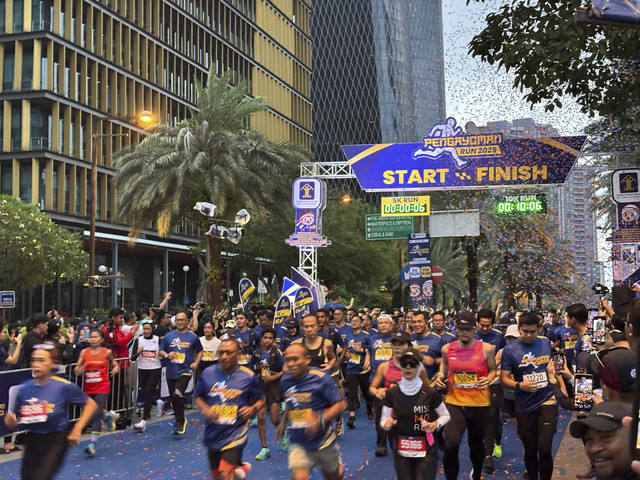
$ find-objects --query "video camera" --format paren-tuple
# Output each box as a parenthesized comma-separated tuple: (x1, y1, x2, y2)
(591, 283, 610, 297)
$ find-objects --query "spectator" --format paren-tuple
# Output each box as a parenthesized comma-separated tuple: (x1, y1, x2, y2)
(591, 347, 637, 405)
(21, 313, 49, 368)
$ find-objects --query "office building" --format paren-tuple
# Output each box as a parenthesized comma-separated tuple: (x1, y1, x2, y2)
(0, 0, 311, 317)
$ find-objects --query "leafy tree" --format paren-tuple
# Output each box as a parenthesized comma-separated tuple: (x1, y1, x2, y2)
(0, 195, 87, 321)
(113, 68, 308, 307)
(468, 0, 640, 123)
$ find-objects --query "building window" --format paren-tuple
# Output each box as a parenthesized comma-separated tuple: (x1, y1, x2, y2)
(0, 0, 5, 33)
(22, 48, 33, 89)
(19, 161, 31, 203)
(2, 50, 14, 90)
(1, 162, 11, 195)
(13, 0, 23, 32)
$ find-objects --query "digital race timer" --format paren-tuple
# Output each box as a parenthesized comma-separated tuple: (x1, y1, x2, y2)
(495, 193, 547, 215)
(381, 196, 430, 217)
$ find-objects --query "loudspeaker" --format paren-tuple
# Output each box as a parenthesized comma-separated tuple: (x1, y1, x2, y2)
(612, 286, 635, 315)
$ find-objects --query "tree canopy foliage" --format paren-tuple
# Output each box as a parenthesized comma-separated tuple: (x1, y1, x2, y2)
(468, 0, 640, 124)
(0, 195, 87, 293)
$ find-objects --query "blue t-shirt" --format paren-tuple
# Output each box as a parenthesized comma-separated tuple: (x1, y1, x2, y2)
(318, 328, 345, 349)
(543, 323, 562, 342)
(194, 364, 264, 451)
(250, 347, 284, 378)
(554, 326, 579, 364)
(235, 328, 260, 366)
(369, 332, 393, 374)
(474, 328, 505, 351)
(12, 376, 89, 433)
(336, 324, 351, 364)
(160, 330, 203, 380)
(345, 330, 371, 375)
(501, 337, 554, 414)
(411, 332, 443, 379)
(436, 330, 456, 345)
(274, 325, 289, 349)
(281, 368, 344, 450)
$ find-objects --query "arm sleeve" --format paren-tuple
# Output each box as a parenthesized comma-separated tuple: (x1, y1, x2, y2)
(130, 338, 140, 360)
(434, 402, 451, 428)
(380, 406, 394, 430)
(500, 346, 513, 373)
(117, 329, 134, 347)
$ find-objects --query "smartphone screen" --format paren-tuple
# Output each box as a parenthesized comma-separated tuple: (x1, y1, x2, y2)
(633, 345, 640, 460)
(553, 352, 565, 374)
(592, 317, 606, 345)
(574, 374, 594, 411)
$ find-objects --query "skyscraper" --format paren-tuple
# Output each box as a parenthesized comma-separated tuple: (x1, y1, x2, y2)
(0, 0, 311, 316)
(311, 0, 446, 167)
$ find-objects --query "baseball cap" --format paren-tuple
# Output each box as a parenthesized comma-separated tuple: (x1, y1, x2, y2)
(399, 347, 422, 362)
(285, 318, 298, 329)
(455, 311, 476, 328)
(569, 401, 632, 438)
(590, 347, 637, 394)
(504, 324, 520, 339)
(225, 319, 237, 328)
(390, 331, 412, 345)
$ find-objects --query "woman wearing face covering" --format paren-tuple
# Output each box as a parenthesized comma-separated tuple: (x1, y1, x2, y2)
(380, 347, 450, 480)
(72, 322, 92, 363)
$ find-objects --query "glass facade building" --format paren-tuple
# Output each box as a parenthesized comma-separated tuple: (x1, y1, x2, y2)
(0, 0, 311, 317)
(311, 0, 445, 166)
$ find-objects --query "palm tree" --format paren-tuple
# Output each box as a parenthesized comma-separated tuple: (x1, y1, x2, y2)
(113, 68, 309, 307)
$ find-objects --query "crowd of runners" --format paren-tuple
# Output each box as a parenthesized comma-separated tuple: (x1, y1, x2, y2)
(2, 294, 640, 480)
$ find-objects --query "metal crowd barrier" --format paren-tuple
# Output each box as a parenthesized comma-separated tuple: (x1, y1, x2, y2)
(0, 357, 139, 437)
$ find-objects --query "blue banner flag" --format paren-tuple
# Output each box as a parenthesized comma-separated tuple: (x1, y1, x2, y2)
(274, 295, 292, 326)
(239, 278, 255, 312)
(341, 118, 586, 191)
(293, 287, 314, 320)
(281, 277, 300, 297)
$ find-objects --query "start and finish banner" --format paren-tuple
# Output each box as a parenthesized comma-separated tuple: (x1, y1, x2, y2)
(341, 118, 587, 191)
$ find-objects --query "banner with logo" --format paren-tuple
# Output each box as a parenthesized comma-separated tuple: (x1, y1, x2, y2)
(290, 267, 319, 314)
(293, 287, 314, 320)
(611, 169, 640, 285)
(286, 177, 330, 247)
(238, 278, 255, 312)
(408, 233, 433, 309)
(274, 295, 292, 326)
(341, 117, 586, 191)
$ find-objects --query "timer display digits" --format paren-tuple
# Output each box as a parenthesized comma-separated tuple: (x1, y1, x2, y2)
(381, 195, 430, 217)
(494, 194, 547, 215)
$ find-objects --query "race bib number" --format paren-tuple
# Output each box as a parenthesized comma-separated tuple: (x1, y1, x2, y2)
(261, 366, 270, 377)
(523, 372, 548, 389)
(374, 348, 392, 361)
(85, 369, 103, 383)
(289, 408, 312, 429)
(19, 403, 48, 424)
(202, 351, 215, 361)
(397, 436, 426, 458)
(211, 405, 238, 425)
(171, 352, 185, 364)
(348, 353, 362, 364)
(238, 354, 250, 365)
(141, 350, 157, 359)
(564, 339, 576, 349)
(454, 372, 478, 389)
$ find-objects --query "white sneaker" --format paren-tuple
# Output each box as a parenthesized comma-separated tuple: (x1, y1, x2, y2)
(134, 419, 146, 432)
(234, 462, 252, 480)
(156, 399, 165, 417)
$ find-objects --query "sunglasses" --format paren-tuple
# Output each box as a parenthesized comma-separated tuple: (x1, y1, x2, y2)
(400, 359, 420, 369)
(593, 346, 625, 369)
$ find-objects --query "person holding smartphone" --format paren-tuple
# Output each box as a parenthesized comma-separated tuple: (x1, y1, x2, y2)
(501, 312, 557, 480)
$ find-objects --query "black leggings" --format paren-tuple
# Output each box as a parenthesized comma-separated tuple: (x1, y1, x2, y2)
(393, 447, 439, 480)
(374, 398, 387, 447)
(515, 404, 558, 480)
(138, 368, 161, 420)
(485, 383, 503, 454)
(167, 374, 191, 423)
(442, 403, 488, 480)
(88, 393, 108, 433)
(22, 431, 69, 480)
(345, 372, 373, 412)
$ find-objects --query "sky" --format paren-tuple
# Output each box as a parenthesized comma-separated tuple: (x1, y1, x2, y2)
(441, 0, 596, 136)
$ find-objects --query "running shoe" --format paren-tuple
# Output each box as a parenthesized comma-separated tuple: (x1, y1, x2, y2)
(492, 443, 502, 458)
(84, 442, 96, 456)
(165, 408, 174, 415)
(156, 399, 165, 417)
(173, 419, 187, 435)
(255, 447, 270, 461)
(346, 416, 356, 429)
(366, 404, 374, 421)
(134, 420, 147, 433)
(335, 416, 344, 437)
(234, 462, 252, 480)
(104, 411, 115, 432)
(482, 456, 495, 474)
(280, 431, 290, 451)
(375, 445, 387, 457)
(249, 415, 258, 427)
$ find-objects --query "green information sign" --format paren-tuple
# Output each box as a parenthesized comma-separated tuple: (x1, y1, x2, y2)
(365, 215, 414, 240)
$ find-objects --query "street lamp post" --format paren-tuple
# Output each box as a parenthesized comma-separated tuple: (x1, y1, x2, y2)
(88, 111, 154, 321)
(183, 265, 190, 305)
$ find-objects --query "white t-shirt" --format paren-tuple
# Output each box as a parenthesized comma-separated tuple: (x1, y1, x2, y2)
(199, 336, 221, 364)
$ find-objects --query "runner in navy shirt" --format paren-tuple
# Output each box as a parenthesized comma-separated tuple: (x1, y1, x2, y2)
(500, 312, 557, 480)
(159, 311, 203, 435)
(410, 311, 442, 379)
(6, 345, 97, 480)
(369, 314, 394, 375)
(276, 343, 346, 480)
(195, 338, 264, 480)
(344, 315, 374, 428)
